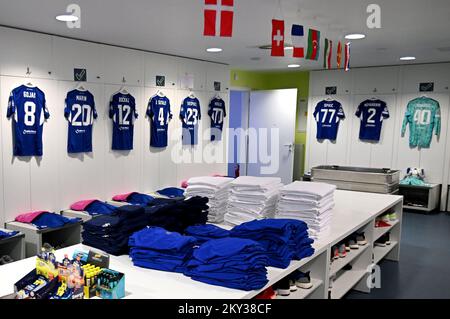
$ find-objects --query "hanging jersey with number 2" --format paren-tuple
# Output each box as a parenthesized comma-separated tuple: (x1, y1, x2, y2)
(208, 97, 227, 141)
(313, 100, 345, 141)
(355, 99, 389, 142)
(147, 95, 172, 148)
(401, 97, 441, 148)
(110, 93, 138, 151)
(65, 89, 97, 153)
(7, 85, 50, 156)
(180, 96, 201, 145)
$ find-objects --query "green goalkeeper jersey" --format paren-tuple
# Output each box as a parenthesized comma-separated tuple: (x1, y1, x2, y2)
(401, 97, 441, 148)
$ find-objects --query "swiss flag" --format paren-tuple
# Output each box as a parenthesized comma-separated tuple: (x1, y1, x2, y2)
(271, 19, 285, 57)
(204, 0, 234, 37)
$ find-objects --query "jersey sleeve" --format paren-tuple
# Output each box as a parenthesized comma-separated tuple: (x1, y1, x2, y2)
(43, 96, 50, 120)
(382, 102, 390, 119)
(223, 102, 227, 118)
(90, 94, 98, 120)
(434, 101, 441, 136)
(179, 101, 185, 120)
(109, 96, 115, 119)
(401, 103, 412, 135)
(197, 100, 202, 120)
(7, 91, 15, 118)
(168, 99, 173, 121)
(337, 103, 345, 119)
(146, 98, 153, 118)
(208, 100, 213, 117)
(313, 103, 321, 122)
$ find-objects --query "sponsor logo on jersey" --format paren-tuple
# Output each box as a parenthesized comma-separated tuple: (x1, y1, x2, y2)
(23, 129, 37, 135)
(75, 129, 86, 134)
(119, 127, 130, 131)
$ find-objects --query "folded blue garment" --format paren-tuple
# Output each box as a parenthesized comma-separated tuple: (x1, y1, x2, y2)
(31, 213, 80, 230)
(127, 193, 155, 206)
(184, 224, 230, 243)
(157, 187, 185, 198)
(85, 201, 117, 216)
(129, 227, 197, 252)
(0, 230, 19, 239)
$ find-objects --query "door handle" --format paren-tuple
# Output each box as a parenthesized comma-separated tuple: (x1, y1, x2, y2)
(283, 143, 294, 152)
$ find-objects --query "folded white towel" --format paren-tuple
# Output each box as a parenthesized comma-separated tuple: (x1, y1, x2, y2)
(280, 181, 336, 199)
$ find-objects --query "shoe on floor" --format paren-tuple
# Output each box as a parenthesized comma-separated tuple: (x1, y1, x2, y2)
(388, 213, 397, 221)
(375, 219, 391, 228)
(343, 264, 353, 271)
(386, 232, 391, 245)
(381, 214, 390, 223)
(347, 238, 359, 250)
(289, 279, 298, 292)
(375, 234, 387, 247)
(332, 246, 340, 260)
(293, 271, 313, 290)
(356, 233, 367, 246)
(276, 278, 291, 296)
(338, 243, 347, 258)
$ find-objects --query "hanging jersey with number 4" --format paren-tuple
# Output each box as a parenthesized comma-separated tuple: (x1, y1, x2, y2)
(180, 97, 202, 145)
(402, 97, 441, 148)
(147, 95, 172, 148)
(7, 85, 50, 156)
(208, 98, 227, 141)
(65, 89, 97, 153)
(313, 100, 345, 141)
(356, 99, 389, 142)
(110, 93, 138, 151)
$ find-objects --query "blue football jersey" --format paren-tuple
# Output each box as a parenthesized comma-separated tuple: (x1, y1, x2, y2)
(356, 99, 389, 141)
(313, 100, 345, 140)
(109, 93, 138, 151)
(208, 97, 227, 141)
(146, 95, 172, 148)
(180, 97, 202, 145)
(64, 89, 97, 153)
(7, 85, 50, 156)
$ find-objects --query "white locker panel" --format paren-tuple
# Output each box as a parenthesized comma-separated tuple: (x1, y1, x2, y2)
(52, 37, 104, 83)
(310, 70, 353, 96)
(326, 96, 351, 166)
(178, 59, 207, 91)
(0, 28, 53, 79)
(206, 64, 230, 93)
(353, 67, 400, 95)
(144, 53, 179, 89)
(101, 46, 144, 86)
(402, 63, 450, 94)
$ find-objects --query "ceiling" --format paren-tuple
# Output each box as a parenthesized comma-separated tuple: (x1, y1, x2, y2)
(0, 0, 450, 71)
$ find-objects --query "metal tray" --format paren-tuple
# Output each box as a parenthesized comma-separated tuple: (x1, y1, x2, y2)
(312, 178, 399, 194)
(311, 165, 400, 185)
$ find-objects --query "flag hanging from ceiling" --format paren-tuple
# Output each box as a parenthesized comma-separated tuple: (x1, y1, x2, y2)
(204, 0, 234, 37)
(324, 39, 333, 69)
(345, 42, 351, 71)
(336, 41, 343, 68)
(291, 24, 305, 58)
(271, 19, 285, 57)
(306, 29, 320, 60)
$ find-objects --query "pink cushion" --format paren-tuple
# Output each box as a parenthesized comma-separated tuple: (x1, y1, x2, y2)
(180, 180, 188, 189)
(15, 211, 49, 223)
(70, 199, 98, 211)
(112, 193, 133, 202)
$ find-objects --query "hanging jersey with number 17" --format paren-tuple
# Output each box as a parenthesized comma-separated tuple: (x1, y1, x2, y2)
(356, 99, 389, 142)
(402, 97, 441, 148)
(208, 97, 227, 141)
(180, 97, 202, 145)
(7, 85, 50, 156)
(65, 89, 97, 153)
(147, 95, 172, 148)
(110, 93, 138, 150)
(313, 100, 345, 141)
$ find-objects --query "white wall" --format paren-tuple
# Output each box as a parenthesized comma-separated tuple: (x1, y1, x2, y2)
(306, 64, 450, 209)
(0, 27, 230, 225)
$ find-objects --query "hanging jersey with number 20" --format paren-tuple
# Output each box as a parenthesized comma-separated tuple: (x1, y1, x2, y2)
(401, 97, 441, 148)
(313, 100, 345, 141)
(147, 95, 172, 148)
(65, 89, 97, 153)
(7, 85, 50, 156)
(180, 97, 202, 145)
(110, 93, 138, 151)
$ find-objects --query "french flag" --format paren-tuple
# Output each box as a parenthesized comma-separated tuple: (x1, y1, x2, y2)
(204, 0, 234, 37)
(291, 24, 305, 58)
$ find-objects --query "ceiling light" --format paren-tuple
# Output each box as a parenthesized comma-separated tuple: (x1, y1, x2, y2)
(288, 64, 300, 68)
(400, 56, 416, 61)
(345, 33, 366, 40)
(206, 48, 222, 53)
(284, 46, 294, 51)
(56, 14, 79, 22)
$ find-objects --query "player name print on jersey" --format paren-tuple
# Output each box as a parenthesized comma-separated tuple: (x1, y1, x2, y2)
(313, 100, 345, 141)
(147, 95, 172, 148)
(7, 85, 50, 156)
(180, 96, 202, 145)
(208, 97, 227, 141)
(402, 97, 441, 148)
(110, 92, 138, 151)
(356, 99, 389, 142)
(65, 89, 97, 153)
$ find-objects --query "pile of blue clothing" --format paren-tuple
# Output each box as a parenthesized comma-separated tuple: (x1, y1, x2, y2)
(0, 230, 19, 240)
(127, 193, 156, 206)
(184, 238, 269, 291)
(129, 227, 197, 273)
(84, 201, 117, 216)
(230, 219, 315, 269)
(82, 205, 148, 256)
(156, 187, 186, 199)
(184, 224, 230, 244)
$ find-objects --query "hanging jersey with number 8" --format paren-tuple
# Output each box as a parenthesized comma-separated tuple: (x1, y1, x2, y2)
(110, 92, 138, 151)
(7, 85, 50, 156)
(147, 95, 172, 148)
(401, 97, 441, 148)
(65, 89, 98, 153)
(313, 100, 345, 141)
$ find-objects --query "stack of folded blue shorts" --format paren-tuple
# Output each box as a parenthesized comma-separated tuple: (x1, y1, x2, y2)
(184, 238, 269, 291)
(82, 205, 148, 256)
(0, 230, 19, 239)
(129, 227, 197, 273)
(184, 224, 230, 244)
(230, 219, 315, 269)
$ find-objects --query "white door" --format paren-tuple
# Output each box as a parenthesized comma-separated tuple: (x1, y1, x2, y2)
(247, 89, 297, 184)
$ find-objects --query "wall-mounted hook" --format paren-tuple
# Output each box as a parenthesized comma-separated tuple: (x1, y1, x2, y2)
(122, 76, 126, 83)
(97, 76, 101, 79)
(373, 88, 378, 93)
(26, 67, 32, 76)
(392, 88, 396, 92)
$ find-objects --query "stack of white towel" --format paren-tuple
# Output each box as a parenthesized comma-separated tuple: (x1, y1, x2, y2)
(276, 181, 336, 240)
(185, 176, 234, 223)
(225, 176, 283, 226)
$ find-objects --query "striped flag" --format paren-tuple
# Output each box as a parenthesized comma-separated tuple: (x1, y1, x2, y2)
(306, 29, 320, 60)
(323, 39, 333, 69)
(291, 24, 305, 58)
(345, 42, 351, 71)
(336, 41, 342, 68)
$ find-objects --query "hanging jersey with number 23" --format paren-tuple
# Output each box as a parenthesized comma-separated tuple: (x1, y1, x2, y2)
(65, 89, 97, 153)
(313, 100, 345, 141)
(180, 97, 201, 145)
(147, 95, 172, 148)
(110, 93, 138, 151)
(7, 85, 50, 156)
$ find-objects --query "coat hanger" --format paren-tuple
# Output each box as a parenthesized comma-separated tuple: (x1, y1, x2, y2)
(119, 76, 129, 94)
(157, 90, 165, 97)
(25, 67, 34, 87)
(75, 82, 87, 91)
(189, 90, 196, 99)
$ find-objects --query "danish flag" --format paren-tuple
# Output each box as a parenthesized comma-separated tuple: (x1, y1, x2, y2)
(204, 0, 234, 37)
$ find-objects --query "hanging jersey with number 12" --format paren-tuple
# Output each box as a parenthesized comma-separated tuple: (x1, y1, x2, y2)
(356, 99, 389, 142)
(65, 89, 97, 153)
(147, 95, 172, 148)
(7, 85, 50, 156)
(110, 93, 138, 150)
(313, 100, 345, 141)
(180, 96, 201, 145)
